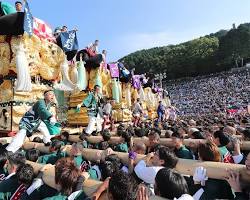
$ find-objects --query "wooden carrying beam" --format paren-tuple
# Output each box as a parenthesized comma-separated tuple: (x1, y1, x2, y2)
(26, 161, 165, 200)
(22, 142, 250, 182)
(26, 161, 106, 199)
(68, 135, 250, 150)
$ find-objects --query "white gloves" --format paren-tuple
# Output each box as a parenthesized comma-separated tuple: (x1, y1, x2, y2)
(26, 178, 44, 195)
(49, 116, 57, 125)
(77, 104, 82, 110)
(193, 166, 208, 186)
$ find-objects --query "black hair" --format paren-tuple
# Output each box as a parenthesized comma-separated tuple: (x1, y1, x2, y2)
(15, 1, 22, 5)
(154, 120, 159, 128)
(105, 154, 122, 167)
(16, 164, 34, 186)
(162, 122, 169, 130)
(94, 85, 100, 89)
(117, 124, 126, 136)
(32, 137, 43, 143)
(134, 128, 146, 137)
(100, 154, 121, 180)
(98, 141, 109, 150)
(51, 140, 62, 156)
(109, 171, 138, 200)
(171, 131, 183, 139)
(242, 129, 250, 140)
(155, 168, 188, 199)
(101, 129, 111, 141)
(157, 146, 178, 168)
(191, 131, 205, 139)
(61, 131, 70, 140)
(242, 118, 249, 124)
(7, 152, 25, 167)
(0, 149, 7, 170)
(43, 90, 54, 96)
(214, 131, 230, 146)
(25, 149, 40, 162)
(126, 125, 135, 136)
(121, 131, 132, 147)
(150, 127, 161, 135)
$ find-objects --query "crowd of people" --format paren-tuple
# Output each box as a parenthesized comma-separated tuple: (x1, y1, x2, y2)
(166, 69, 250, 118)
(0, 86, 249, 199)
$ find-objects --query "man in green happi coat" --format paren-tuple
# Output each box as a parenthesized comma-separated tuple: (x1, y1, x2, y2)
(77, 85, 103, 137)
(6, 90, 57, 153)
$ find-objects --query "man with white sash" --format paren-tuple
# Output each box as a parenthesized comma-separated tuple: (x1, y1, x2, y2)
(6, 90, 57, 153)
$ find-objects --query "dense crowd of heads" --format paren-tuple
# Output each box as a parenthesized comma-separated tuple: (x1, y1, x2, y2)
(0, 107, 249, 199)
(166, 69, 250, 118)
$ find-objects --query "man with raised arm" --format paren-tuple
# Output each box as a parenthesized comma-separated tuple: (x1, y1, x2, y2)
(6, 90, 57, 153)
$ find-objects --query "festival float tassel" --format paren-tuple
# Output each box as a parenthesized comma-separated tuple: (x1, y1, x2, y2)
(139, 86, 145, 101)
(77, 55, 87, 91)
(70, 63, 78, 85)
(95, 69, 103, 91)
(15, 42, 32, 92)
(125, 84, 132, 108)
(112, 79, 119, 103)
(54, 58, 76, 91)
(118, 80, 122, 102)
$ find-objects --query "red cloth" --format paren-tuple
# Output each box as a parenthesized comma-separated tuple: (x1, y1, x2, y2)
(33, 17, 55, 42)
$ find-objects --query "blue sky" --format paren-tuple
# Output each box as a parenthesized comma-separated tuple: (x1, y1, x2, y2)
(8, 0, 250, 62)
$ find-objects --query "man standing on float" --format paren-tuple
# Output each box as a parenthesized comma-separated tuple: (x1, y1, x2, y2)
(78, 85, 103, 137)
(6, 90, 56, 153)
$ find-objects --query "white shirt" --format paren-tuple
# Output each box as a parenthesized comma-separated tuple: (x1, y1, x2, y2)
(134, 160, 163, 184)
(5, 172, 15, 180)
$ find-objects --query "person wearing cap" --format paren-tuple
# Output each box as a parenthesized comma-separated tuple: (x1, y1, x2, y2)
(78, 85, 103, 137)
(6, 90, 57, 153)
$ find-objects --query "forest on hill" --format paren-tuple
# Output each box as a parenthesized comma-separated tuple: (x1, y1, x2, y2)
(119, 23, 250, 79)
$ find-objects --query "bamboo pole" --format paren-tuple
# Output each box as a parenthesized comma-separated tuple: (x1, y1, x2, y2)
(68, 135, 250, 150)
(23, 141, 250, 182)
